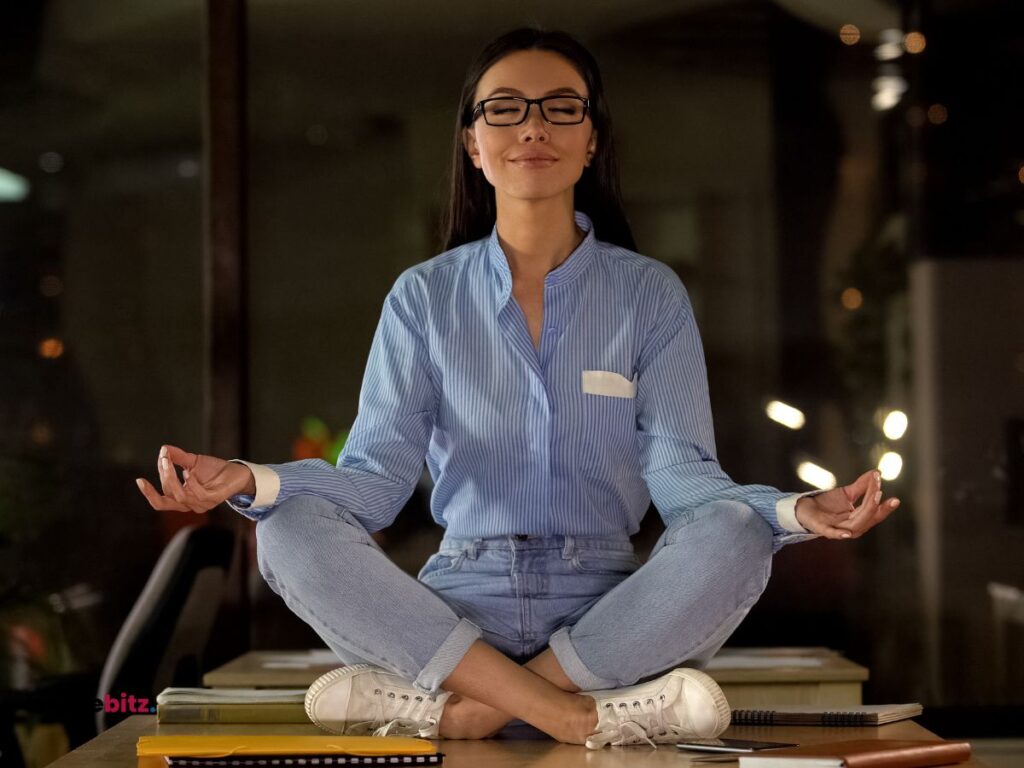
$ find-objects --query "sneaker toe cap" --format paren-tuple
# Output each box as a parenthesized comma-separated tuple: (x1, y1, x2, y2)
(680, 677, 729, 736)
(306, 671, 357, 730)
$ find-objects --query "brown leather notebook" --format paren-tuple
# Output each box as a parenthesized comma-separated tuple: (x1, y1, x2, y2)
(738, 739, 972, 767)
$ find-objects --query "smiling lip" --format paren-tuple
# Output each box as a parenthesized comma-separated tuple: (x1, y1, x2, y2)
(511, 156, 558, 167)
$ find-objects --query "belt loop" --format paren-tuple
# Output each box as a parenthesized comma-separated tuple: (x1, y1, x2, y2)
(562, 535, 575, 560)
(466, 538, 481, 560)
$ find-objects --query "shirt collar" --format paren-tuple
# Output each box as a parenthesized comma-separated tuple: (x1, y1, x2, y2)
(487, 210, 597, 307)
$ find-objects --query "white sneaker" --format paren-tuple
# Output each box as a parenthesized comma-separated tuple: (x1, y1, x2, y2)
(581, 667, 731, 749)
(304, 664, 451, 738)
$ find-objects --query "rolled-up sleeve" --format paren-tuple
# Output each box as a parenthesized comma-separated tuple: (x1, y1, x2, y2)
(635, 268, 818, 551)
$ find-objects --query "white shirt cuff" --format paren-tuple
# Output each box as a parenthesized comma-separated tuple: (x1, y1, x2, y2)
(775, 490, 828, 533)
(229, 459, 281, 509)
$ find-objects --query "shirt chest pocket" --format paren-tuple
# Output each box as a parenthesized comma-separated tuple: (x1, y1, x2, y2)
(581, 369, 637, 399)
(572, 369, 639, 474)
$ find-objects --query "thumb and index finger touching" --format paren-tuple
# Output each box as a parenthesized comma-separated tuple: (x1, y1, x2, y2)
(803, 469, 881, 539)
(135, 444, 215, 513)
(845, 468, 882, 501)
(162, 444, 200, 471)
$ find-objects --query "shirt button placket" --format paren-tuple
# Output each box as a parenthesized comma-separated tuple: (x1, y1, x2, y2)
(533, 376, 553, 518)
(529, 378, 547, 456)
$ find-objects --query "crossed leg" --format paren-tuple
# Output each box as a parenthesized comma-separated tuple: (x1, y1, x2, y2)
(255, 495, 772, 743)
(439, 500, 774, 739)
(437, 642, 592, 742)
(255, 494, 596, 742)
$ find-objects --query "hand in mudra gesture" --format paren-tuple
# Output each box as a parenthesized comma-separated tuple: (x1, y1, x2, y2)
(136, 444, 255, 514)
(794, 469, 900, 540)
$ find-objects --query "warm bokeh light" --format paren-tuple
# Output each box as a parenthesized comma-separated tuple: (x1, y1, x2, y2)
(766, 400, 806, 430)
(879, 451, 903, 480)
(875, 45, 902, 61)
(927, 104, 948, 124)
(1018, 165, 1024, 185)
(872, 91, 900, 111)
(872, 75, 907, 111)
(875, 29, 905, 61)
(904, 31, 927, 54)
(883, 410, 909, 440)
(839, 24, 861, 45)
(841, 287, 864, 310)
(30, 421, 53, 446)
(38, 337, 65, 359)
(797, 461, 837, 490)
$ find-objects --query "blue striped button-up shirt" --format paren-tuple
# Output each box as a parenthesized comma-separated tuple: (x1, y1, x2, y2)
(228, 211, 819, 551)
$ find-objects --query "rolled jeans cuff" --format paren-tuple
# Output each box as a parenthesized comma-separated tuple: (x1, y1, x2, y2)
(412, 617, 482, 698)
(549, 625, 619, 691)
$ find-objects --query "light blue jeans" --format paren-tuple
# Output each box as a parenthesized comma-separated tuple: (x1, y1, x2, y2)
(255, 494, 773, 699)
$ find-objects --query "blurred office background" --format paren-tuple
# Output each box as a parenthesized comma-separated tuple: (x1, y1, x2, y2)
(1, 0, 1021, 764)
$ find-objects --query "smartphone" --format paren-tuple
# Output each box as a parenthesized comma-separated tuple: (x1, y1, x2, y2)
(676, 737, 799, 753)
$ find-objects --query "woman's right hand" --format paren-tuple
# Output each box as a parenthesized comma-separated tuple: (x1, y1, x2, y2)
(136, 444, 256, 514)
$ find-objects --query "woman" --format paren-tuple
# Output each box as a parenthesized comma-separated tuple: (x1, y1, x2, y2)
(137, 28, 899, 749)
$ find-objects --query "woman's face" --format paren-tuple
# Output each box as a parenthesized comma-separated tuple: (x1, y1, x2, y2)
(463, 49, 597, 207)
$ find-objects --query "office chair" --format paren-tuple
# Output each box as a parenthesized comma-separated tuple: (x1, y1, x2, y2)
(94, 522, 235, 733)
(1, 522, 236, 766)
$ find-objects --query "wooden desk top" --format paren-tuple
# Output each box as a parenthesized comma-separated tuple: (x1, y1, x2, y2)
(47, 715, 987, 768)
(203, 647, 869, 688)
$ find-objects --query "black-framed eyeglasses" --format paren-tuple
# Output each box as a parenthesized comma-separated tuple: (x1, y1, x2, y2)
(471, 95, 590, 126)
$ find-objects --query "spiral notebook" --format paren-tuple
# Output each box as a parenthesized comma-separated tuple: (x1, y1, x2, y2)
(138, 735, 443, 767)
(730, 703, 923, 727)
(163, 755, 442, 766)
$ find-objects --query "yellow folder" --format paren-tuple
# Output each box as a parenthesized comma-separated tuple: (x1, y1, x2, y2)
(137, 734, 437, 758)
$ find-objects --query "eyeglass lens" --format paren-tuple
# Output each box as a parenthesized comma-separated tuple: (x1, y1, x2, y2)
(481, 97, 586, 125)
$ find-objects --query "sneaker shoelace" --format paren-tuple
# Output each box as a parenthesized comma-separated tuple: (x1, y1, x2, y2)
(372, 717, 436, 738)
(585, 695, 685, 749)
(354, 687, 438, 737)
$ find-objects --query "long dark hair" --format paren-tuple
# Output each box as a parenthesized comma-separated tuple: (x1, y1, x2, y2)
(440, 27, 636, 252)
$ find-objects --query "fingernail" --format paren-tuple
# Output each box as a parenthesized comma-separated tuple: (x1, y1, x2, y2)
(841, 533, 851, 539)
(875, 490, 882, 503)
(135, 478, 144, 489)
(161, 457, 169, 469)
(892, 499, 900, 508)
(874, 471, 881, 481)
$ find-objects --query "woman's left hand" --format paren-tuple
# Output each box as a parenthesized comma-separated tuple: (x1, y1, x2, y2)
(794, 469, 900, 540)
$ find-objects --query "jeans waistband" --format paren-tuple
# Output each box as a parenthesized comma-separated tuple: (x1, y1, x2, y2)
(438, 533, 633, 560)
